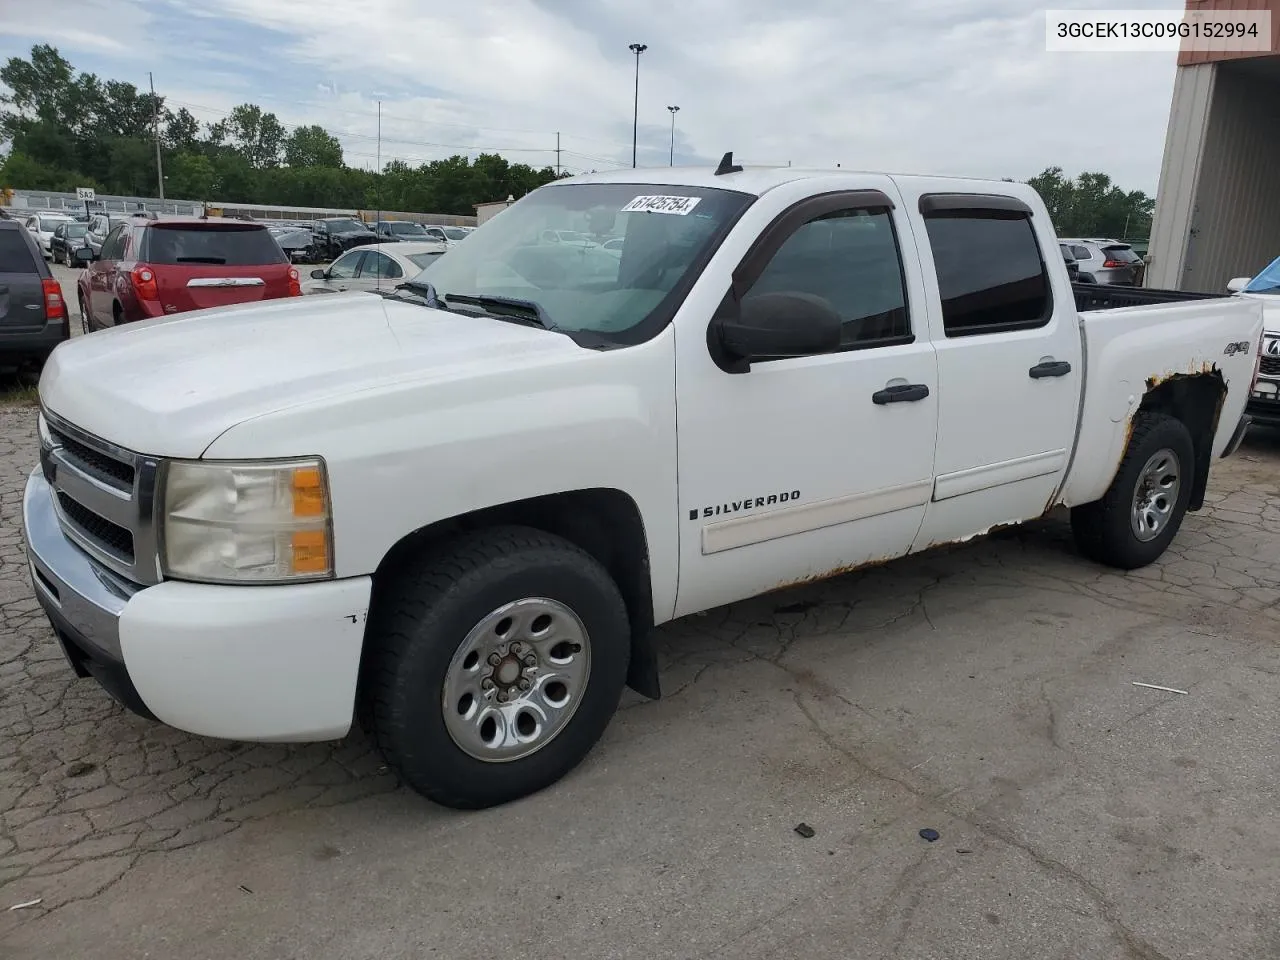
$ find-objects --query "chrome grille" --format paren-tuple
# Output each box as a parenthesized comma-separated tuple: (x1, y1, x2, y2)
(1260, 356, 1280, 378)
(39, 410, 160, 586)
(47, 424, 135, 490)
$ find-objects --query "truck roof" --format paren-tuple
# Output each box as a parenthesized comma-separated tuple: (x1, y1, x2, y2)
(561, 164, 1030, 199)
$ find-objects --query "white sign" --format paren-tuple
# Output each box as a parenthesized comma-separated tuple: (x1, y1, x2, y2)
(75, 187, 96, 201)
(621, 195, 701, 216)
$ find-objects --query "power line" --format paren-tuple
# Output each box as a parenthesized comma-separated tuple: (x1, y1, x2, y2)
(167, 97, 638, 158)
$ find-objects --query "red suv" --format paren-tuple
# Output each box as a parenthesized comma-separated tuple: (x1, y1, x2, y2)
(75, 216, 301, 331)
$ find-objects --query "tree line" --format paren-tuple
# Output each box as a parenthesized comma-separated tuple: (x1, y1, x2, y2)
(0, 45, 562, 215)
(1, 44, 1155, 235)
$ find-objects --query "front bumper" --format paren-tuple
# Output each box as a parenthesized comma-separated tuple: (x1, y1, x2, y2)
(22, 467, 373, 742)
(1246, 395, 1280, 428)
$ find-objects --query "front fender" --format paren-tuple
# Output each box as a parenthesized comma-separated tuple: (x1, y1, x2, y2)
(202, 330, 681, 623)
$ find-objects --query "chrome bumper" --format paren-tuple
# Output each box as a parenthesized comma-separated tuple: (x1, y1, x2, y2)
(23, 466, 139, 663)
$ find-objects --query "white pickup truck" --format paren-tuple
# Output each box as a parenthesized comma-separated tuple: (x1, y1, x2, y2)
(24, 161, 1264, 809)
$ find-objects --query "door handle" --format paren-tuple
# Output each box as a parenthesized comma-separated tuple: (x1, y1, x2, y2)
(872, 383, 930, 405)
(1029, 360, 1072, 379)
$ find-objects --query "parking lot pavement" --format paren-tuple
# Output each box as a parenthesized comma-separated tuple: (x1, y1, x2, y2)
(3, 410, 1280, 960)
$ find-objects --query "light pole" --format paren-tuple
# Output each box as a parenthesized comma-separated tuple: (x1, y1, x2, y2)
(629, 43, 647, 168)
(667, 105, 680, 166)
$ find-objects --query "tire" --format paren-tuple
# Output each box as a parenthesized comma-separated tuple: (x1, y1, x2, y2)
(362, 526, 630, 809)
(1071, 412, 1195, 570)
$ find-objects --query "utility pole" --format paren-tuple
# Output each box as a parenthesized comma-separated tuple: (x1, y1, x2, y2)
(149, 72, 164, 201)
(556, 131, 561, 177)
(628, 43, 647, 168)
(376, 99, 382, 232)
(667, 106, 680, 166)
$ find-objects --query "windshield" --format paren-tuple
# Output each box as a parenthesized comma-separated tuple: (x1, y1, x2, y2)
(1245, 255, 1280, 294)
(327, 219, 368, 233)
(408, 182, 752, 341)
(65, 224, 87, 238)
(444, 227, 469, 241)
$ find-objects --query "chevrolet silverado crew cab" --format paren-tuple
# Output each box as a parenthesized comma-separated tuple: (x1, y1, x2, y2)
(23, 161, 1264, 809)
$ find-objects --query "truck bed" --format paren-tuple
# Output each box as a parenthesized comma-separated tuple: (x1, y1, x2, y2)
(1072, 282, 1224, 312)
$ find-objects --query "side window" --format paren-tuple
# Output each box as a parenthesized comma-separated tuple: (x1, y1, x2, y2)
(363, 253, 403, 279)
(923, 211, 1051, 337)
(99, 225, 127, 261)
(1070, 244, 1091, 261)
(328, 250, 364, 279)
(744, 206, 911, 350)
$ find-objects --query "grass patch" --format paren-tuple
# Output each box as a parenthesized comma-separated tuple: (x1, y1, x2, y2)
(0, 384, 40, 408)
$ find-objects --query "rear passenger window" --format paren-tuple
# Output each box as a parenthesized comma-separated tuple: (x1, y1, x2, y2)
(0, 231, 37, 272)
(923, 212, 1051, 336)
(1070, 245, 1091, 261)
(746, 206, 911, 350)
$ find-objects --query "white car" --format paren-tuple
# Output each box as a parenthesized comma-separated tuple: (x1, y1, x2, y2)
(1228, 256, 1280, 427)
(302, 241, 448, 294)
(23, 165, 1264, 810)
(422, 225, 474, 244)
(22, 212, 75, 259)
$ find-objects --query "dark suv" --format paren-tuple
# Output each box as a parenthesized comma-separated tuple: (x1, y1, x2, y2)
(311, 218, 380, 261)
(0, 221, 70, 376)
(75, 216, 300, 331)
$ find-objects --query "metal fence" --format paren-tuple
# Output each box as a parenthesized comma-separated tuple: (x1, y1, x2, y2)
(3, 189, 476, 227)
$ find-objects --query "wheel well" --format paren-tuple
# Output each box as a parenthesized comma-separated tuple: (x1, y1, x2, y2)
(1137, 370, 1225, 511)
(372, 489, 660, 699)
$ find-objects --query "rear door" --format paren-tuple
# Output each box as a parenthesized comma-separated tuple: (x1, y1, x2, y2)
(88, 224, 127, 327)
(143, 223, 291, 313)
(346, 250, 404, 293)
(0, 228, 47, 331)
(894, 183, 1084, 551)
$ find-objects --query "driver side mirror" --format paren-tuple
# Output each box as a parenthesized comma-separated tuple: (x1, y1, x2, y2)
(1227, 277, 1251, 293)
(714, 292, 842, 372)
(72, 247, 95, 266)
(310, 268, 328, 280)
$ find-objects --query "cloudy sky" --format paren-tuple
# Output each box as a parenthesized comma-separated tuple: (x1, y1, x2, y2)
(1, 0, 1184, 192)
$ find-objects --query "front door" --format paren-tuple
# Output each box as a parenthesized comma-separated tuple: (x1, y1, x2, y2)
(309, 249, 365, 294)
(673, 181, 939, 617)
(893, 183, 1084, 550)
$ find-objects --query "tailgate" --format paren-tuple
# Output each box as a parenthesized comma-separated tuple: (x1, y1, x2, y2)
(0, 230, 46, 331)
(144, 222, 291, 314)
(156, 263, 290, 313)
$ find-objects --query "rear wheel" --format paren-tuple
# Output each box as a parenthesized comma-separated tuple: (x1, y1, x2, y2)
(1071, 412, 1195, 569)
(362, 526, 630, 809)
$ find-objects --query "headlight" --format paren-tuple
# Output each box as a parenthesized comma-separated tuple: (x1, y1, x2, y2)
(161, 458, 333, 583)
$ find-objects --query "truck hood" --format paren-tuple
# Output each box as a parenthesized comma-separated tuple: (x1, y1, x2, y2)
(39, 293, 582, 458)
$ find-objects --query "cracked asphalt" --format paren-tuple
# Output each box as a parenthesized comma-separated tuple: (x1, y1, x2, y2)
(3, 379, 1280, 957)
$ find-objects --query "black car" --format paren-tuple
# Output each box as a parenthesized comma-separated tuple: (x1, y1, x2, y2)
(310, 218, 380, 261)
(273, 228, 317, 264)
(0, 221, 70, 378)
(50, 221, 90, 265)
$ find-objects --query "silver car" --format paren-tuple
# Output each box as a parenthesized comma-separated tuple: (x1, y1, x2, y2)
(1059, 238, 1142, 286)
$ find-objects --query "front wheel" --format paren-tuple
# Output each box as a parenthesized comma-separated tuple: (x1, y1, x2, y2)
(1071, 412, 1195, 569)
(362, 526, 630, 809)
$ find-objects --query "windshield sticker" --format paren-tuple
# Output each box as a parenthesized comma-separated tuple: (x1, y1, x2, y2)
(621, 195, 702, 216)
